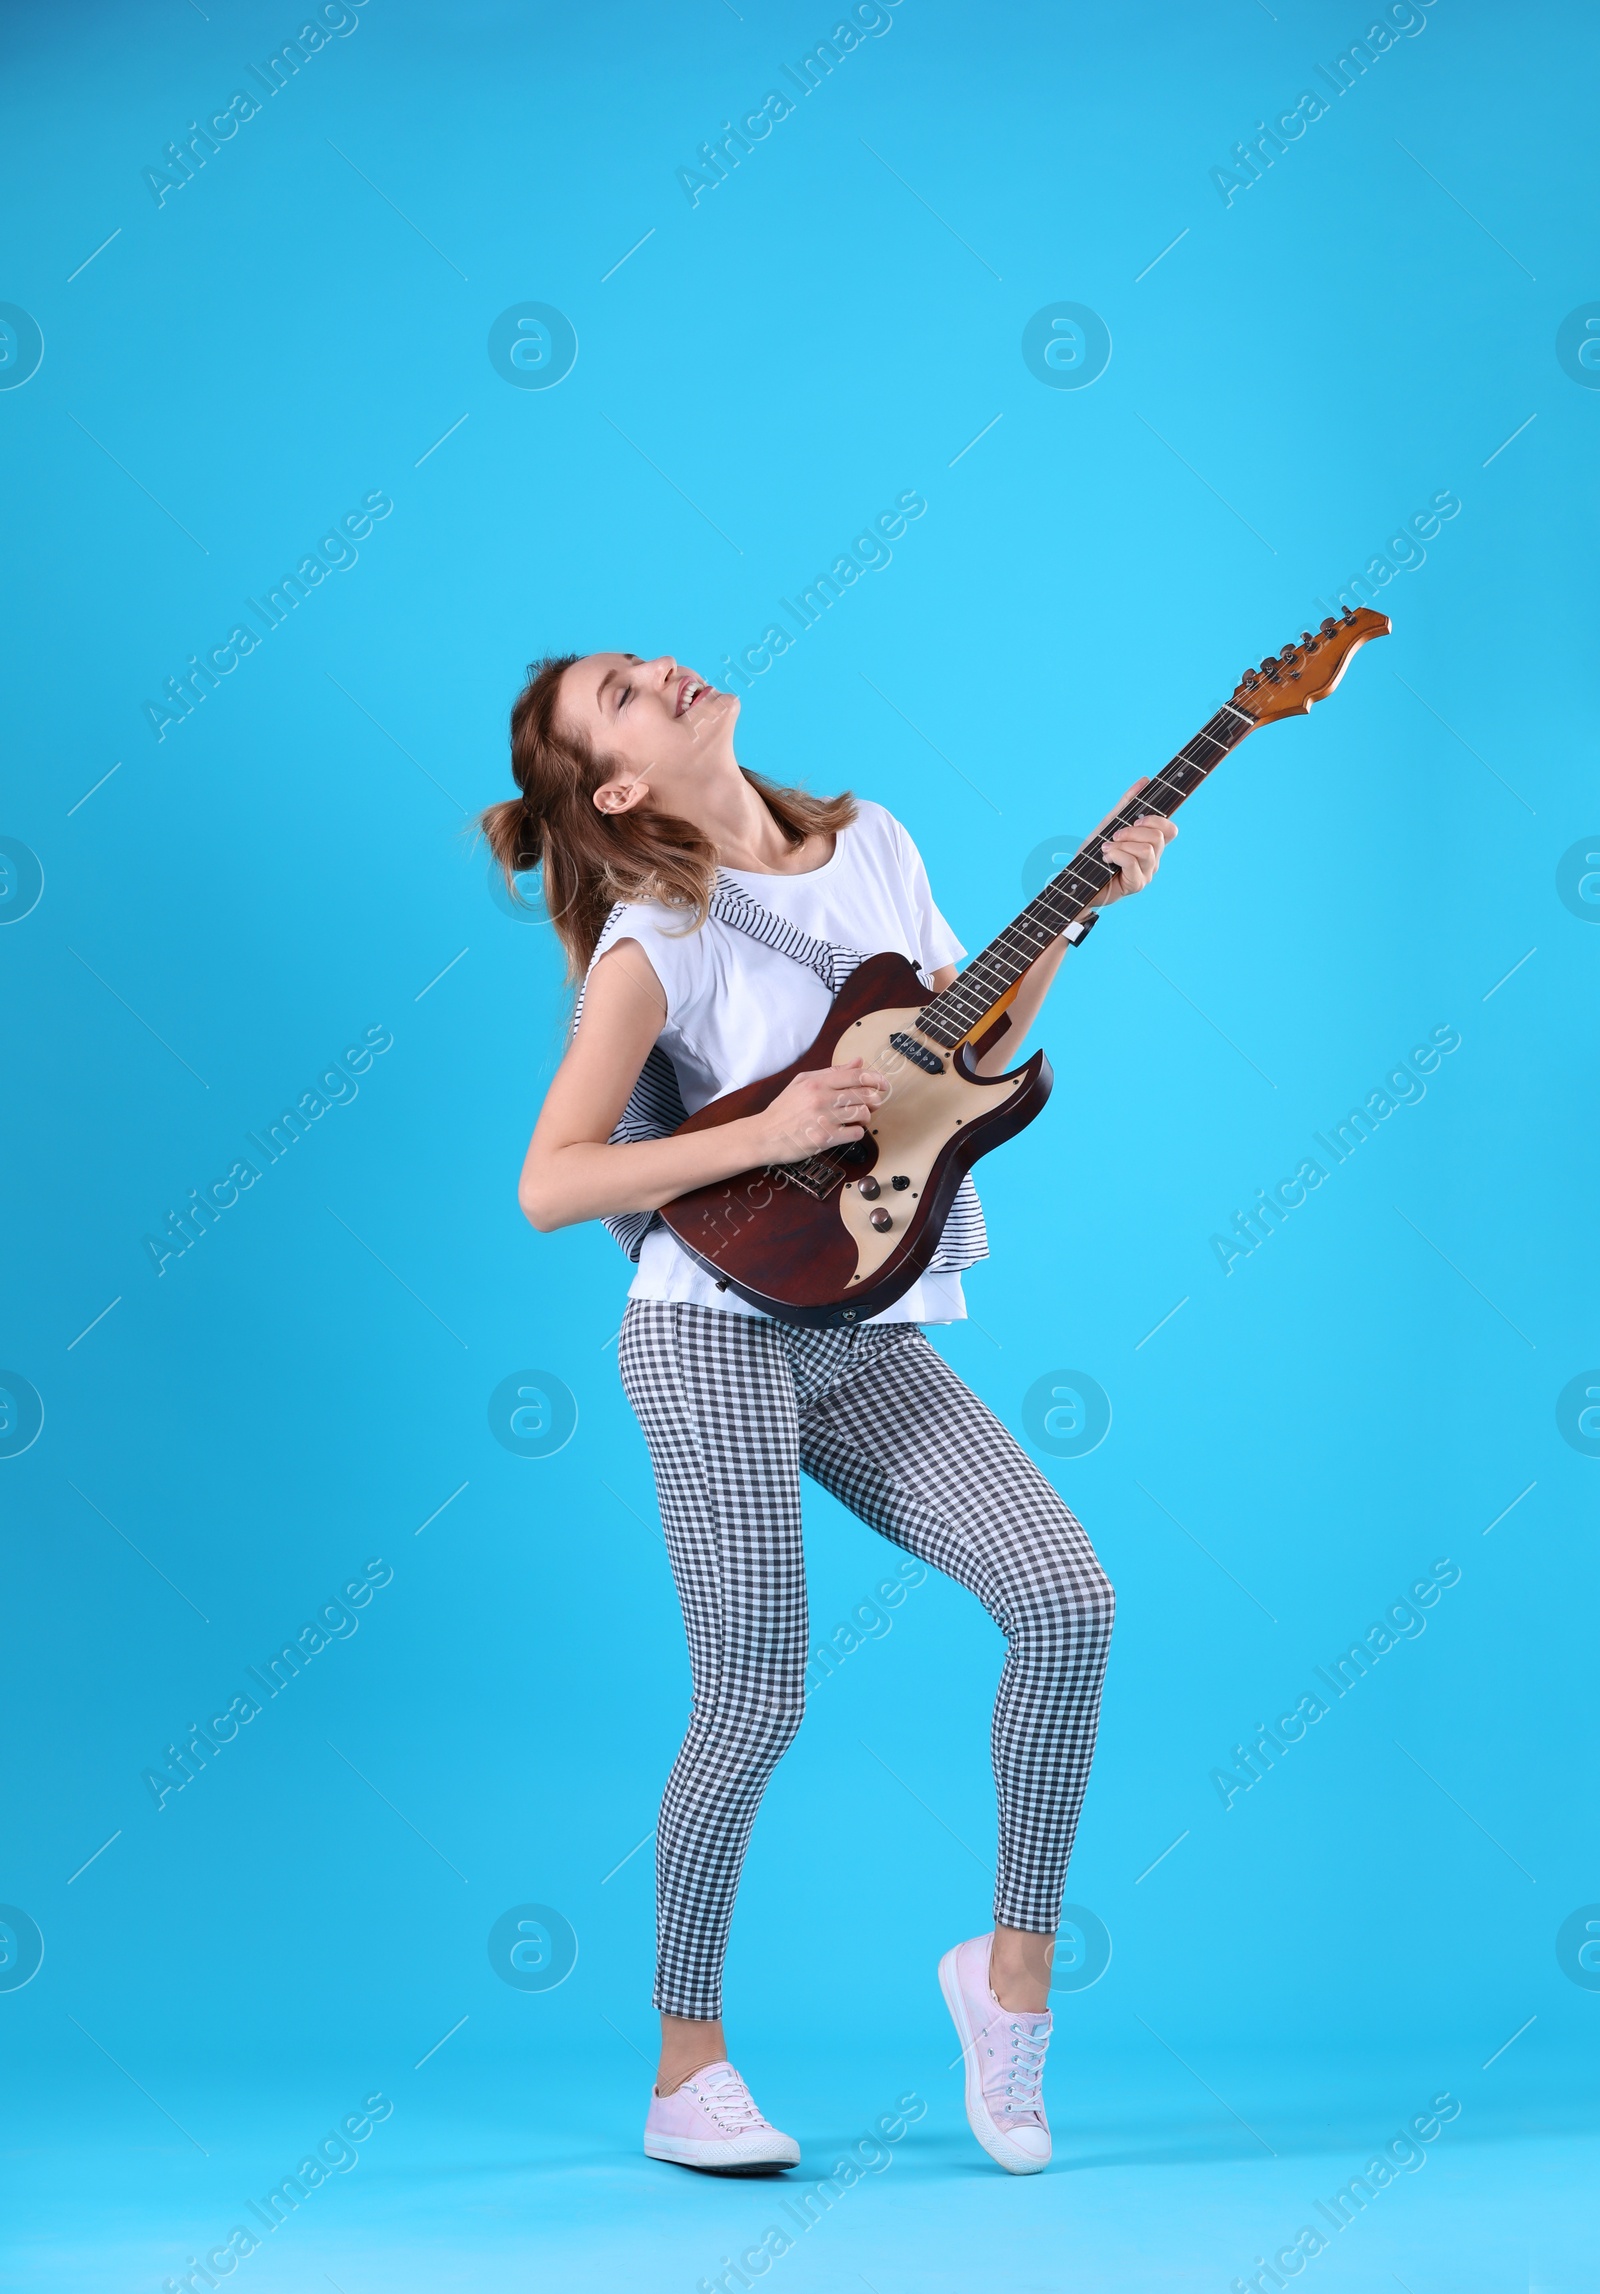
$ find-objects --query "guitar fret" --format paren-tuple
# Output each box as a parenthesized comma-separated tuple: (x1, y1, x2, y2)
(918, 705, 1255, 1045)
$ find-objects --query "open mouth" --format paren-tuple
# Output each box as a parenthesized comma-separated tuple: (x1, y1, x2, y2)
(675, 675, 713, 718)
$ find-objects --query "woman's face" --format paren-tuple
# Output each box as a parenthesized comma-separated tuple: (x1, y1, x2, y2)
(557, 653, 739, 815)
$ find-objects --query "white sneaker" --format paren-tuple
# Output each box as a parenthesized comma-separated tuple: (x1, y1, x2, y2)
(643, 2059, 801, 2174)
(939, 1934, 1054, 2173)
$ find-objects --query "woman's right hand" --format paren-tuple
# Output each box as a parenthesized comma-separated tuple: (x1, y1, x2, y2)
(745, 1059, 889, 1165)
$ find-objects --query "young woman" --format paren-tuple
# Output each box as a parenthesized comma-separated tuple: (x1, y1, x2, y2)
(485, 651, 1174, 2177)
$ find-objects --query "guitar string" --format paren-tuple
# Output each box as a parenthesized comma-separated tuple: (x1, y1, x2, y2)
(773, 629, 1353, 1195)
(775, 724, 1239, 1202)
(773, 710, 1251, 1196)
(919, 711, 1247, 1041)
(925, 615, 1362, 1037)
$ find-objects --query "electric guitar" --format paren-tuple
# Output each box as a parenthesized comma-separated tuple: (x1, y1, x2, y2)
(660, 606, 1391, 1326)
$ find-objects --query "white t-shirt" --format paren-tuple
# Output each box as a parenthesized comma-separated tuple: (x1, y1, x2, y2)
(591, 800, 971, 1322)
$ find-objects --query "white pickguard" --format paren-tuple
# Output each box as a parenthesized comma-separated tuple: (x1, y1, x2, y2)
(828, 1006, 1026, 1286)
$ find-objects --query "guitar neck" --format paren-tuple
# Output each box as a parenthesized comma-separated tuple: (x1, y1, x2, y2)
(916, 697, 1259, 1047)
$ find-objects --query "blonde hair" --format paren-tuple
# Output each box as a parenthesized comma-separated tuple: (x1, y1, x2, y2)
(480, 653, 858, 978)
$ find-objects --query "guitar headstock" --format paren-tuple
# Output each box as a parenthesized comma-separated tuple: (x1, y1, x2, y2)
(1230, 605, 1391, 725)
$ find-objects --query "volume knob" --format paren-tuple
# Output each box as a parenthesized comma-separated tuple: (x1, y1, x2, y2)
(869, 1207, 893, 1232)
(856, 1177, 881, 1200)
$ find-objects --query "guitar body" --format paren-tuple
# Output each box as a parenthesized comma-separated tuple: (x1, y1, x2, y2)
(658, 952, 1053, 1327)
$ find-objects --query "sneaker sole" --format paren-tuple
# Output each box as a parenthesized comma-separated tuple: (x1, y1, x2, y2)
(643, 2132, 800, 2174)
(937, 1945, 1051, 2176)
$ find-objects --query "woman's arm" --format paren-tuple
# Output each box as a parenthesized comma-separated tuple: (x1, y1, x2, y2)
(518, 939, 890, 1232)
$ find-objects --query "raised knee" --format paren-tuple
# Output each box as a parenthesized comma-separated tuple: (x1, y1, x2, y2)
(1052, 1568, 1114, 1637)
(1012, 1545, 1114, 1649)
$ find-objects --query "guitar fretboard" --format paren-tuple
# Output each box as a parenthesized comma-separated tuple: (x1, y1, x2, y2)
(916, 699, 1259, 1047)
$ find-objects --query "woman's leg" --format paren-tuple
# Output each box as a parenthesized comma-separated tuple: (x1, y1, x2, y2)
(797, 1326, 1115, 2003)
(617, 1301, 809, 2086)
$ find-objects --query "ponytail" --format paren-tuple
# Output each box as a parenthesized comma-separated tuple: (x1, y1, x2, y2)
(478, 794, 541, 891)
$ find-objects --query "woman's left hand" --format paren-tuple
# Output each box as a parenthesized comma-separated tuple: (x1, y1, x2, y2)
(1089, 778, 1177, 905)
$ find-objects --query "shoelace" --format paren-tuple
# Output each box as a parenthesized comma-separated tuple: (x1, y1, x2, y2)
(989, 2019, 1049, 2122)
(688, 2065, 767, 2133)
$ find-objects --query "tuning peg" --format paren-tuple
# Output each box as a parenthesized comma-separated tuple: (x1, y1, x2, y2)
(1259, 657, 1281, 677)
(1319, 617, 1337, 634)
(1280, 643, 1298, 659)
(1301, 631, 1314, 647)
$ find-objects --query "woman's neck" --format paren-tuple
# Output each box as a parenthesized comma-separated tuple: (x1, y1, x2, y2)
(679, 761, 828, 876)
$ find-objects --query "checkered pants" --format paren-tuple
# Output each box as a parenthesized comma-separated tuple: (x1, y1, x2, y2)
(618, 1301, 1115, 2021)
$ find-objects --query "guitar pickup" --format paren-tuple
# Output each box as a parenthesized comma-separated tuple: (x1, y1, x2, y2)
(889, 1031, 945, 1075)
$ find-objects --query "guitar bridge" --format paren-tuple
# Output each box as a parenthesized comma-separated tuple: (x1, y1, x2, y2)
(767, 1133, 870, 1200)
(889, 1030, 944, 1075)
(767, 1157, 838, 1200)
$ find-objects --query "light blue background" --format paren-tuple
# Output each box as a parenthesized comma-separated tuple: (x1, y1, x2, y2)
(2, 0, 1595, 2286)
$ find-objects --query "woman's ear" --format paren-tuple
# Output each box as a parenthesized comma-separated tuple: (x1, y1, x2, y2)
(592, 773, 651, 816)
